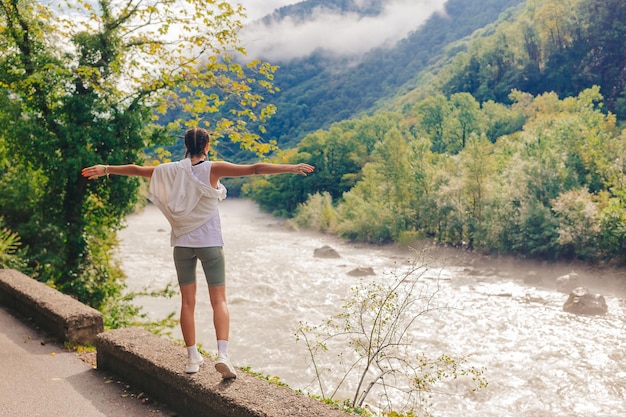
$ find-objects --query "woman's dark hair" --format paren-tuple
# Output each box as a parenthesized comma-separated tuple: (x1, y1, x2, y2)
(184, 128, 210, 158)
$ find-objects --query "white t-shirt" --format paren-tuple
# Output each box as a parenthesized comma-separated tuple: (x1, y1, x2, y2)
(173, 160, 225, 248)
(148, 159, 226, 248)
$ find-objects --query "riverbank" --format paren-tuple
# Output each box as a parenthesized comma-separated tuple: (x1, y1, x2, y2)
(393, 239, 626, 297)
(281, 219, 626, 298)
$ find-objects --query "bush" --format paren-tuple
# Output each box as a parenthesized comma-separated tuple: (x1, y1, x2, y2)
(290, 192, 338, 233)
(551, 189, 600, 261)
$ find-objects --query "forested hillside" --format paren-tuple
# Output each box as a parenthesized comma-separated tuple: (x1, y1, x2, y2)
(438, 0, 626, 119)
(244, 0, 626, 265)
(158, 0, 526, 160)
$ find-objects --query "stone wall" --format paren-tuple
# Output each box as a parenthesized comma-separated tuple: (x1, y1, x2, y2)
(0, 269, 347, 417)
(0, 269, 103, 344)
(97, 328, 347, 417)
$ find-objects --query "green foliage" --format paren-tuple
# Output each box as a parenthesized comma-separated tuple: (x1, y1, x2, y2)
(266, 0, 385, 23)
(245, 114, 396, 216)
(287, 84, 626, 264)
(335, 127, 426, 243)
(413, 93, 526, 153)
(551, 189, 600, 260)
(433, 134, 496, 247)
(598, 192, 626, 260)
(512, 200, 561, 259)
(440, 0, 626, 118)
(100, 278, 177, 331)
(241, 148, 316, 216)
(0, 220, 26, 271)
(447, 93, 485, 153)
(481, 100, 526, 142)
(296, 256, 487, 416)
(290, 192, 338, 234)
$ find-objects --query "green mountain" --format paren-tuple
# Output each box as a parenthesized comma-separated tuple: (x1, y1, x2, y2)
(261, 0, 526, 148)
(164, 0, 625, 161)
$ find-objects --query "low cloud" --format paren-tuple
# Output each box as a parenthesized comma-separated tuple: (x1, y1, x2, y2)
(238, 0, 448, 62)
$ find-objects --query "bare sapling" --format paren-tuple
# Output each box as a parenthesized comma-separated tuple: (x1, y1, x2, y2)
(296, 250, 487, 416)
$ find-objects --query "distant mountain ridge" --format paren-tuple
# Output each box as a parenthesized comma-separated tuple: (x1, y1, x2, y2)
(262, 0, 387, 24)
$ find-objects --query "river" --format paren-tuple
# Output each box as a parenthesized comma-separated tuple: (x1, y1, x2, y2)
(118, 199, 626, 417)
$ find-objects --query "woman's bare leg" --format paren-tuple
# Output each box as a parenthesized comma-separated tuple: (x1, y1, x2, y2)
(180, 283, 197, 347)
(208, 285, 229, 341)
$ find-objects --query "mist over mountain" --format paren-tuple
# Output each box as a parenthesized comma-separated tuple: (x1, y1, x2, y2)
(240, 0, 447, 61)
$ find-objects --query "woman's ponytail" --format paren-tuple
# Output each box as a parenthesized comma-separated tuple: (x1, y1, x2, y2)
(184, 128, 210, 158)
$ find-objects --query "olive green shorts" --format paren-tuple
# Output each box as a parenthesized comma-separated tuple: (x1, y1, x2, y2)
(173, 246, 226, 287)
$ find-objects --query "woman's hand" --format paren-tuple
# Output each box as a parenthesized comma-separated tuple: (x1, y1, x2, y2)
(81, 165, 108, 180)
(292, 163, 315, 176)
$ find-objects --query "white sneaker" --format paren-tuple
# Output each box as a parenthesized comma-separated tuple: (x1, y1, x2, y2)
(215, 353, 237, 379)
(185, 356, 204, 374)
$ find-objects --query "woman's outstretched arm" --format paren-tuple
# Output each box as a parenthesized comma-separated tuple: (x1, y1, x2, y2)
(81, 164, 155, 180)
(211, 161, 314, 181)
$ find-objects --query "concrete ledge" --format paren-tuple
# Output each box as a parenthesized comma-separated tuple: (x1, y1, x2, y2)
(96, 328, 347, 417)
(0, 269, 104, 344)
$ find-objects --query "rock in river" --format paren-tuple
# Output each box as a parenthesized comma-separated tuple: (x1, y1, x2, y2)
(313, 245, 341, 259)
(563, 287, 608, 316)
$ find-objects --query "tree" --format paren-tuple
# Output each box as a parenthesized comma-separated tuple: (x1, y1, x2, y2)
(244, 113, 399, 217)
(551, 189, 600, 260)
(0, 0, 277, 307)
(446, 93, 485, 152)
(532, 0, 580, 55)
(481, 100, 526, 143)
(458, 135, 496, 247)
(290, 191, 337, 234)
(335, 127, 430, 243)
(598, 191, 626, 263)
(413, 94, 450, 154)
(596, 129, 626, 263)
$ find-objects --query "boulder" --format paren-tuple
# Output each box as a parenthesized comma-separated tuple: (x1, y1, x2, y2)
(556, 271, 581, 293)
(347, 267, 375, 277)
(314, 245, 341, 259)
(563, 287, 608, 316)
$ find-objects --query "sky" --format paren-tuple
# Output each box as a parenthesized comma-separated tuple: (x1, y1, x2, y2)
(232, 0, 449, 61)
(234, 0, 301, 21)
